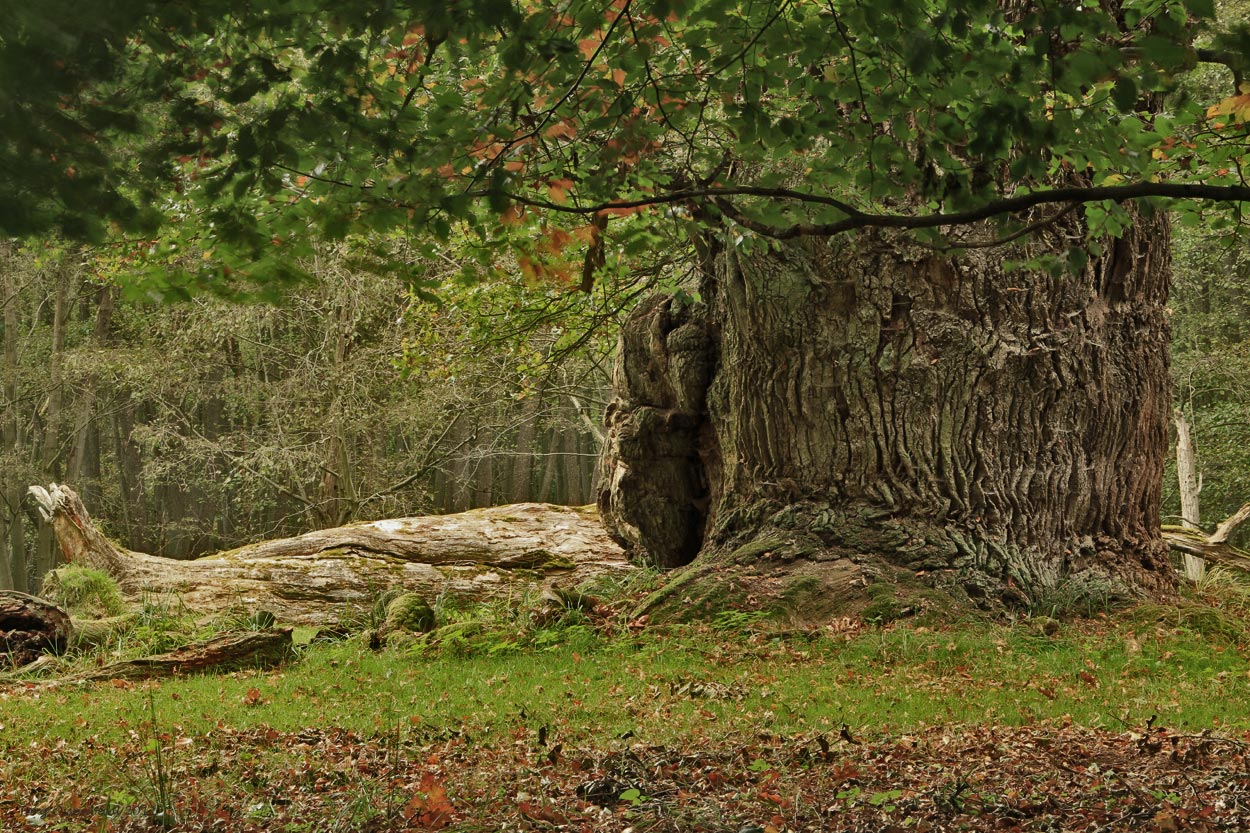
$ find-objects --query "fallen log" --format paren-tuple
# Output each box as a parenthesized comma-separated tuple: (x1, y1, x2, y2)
(0, 591, 72, 666)
(71, 628, 294, 682)
(28, 483, 634, 625)
(1162, 526, 1250, 573)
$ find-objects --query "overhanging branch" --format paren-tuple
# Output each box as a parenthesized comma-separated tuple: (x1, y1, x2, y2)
(499, 182, 1250, 238)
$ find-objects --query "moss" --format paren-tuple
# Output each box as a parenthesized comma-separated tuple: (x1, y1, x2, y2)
(383, 593, 435, 634)
(861, 584, 912, 624)
(860, 597, 904, 623)
(42, 565, 126, 618)
(726, 534, 821, 566)
(727, 536, 789, 563)
(69, 614, 138, 649)
(414, 620, 492, 655)
(633, 566, 711, 619)
(635, 566, 753, 624)
(384, 630, 422, 650)
(782, 575, 823, 602)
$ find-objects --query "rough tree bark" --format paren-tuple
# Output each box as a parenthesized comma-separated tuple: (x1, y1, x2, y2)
(599, 216, 1175, 618)
(0, 591, 73, 665)
(29, 483, 631, 625)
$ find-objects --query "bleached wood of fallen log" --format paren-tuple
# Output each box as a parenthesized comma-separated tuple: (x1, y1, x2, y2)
(27, 483, 634, 626)
(1163, 501, 1250, 575)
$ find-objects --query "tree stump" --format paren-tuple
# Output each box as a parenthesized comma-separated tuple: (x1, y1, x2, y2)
(0, 591, 72, 667)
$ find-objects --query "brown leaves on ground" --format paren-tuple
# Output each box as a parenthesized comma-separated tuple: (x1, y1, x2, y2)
(2, 720, 1248, 831)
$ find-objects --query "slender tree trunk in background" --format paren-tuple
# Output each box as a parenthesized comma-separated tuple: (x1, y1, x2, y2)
(2, 244, 27, 591)
(315, 296, 357, 528)
(473, 446, 494, 508)
(600, 215, 1175, 616)
(1174, 408, 1205, 581)
(66, 285, 114, 511)
(0, 512, 13, 591)
(33, 258, 71, 589)
(538, 427, 558, 503)
(451, 446, 471, 513)
(40, 260, 69, 478)
(510, 389, 544, 502)
(112, 402, 147, 549)
(316, 428, 354, 527)
(560, 425, 581, 504)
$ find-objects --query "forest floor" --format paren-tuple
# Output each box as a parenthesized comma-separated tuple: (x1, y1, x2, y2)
(3, 571, 1250, 832)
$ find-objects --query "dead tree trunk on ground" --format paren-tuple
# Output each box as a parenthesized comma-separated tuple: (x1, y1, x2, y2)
(0, 591, 72, 665)
(28, 483, 632, 626)
(71, 629, 294, 681)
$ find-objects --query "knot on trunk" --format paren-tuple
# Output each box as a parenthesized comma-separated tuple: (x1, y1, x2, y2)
(597, 293, 715, 568)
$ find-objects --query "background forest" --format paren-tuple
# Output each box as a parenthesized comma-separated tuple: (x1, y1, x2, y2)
(1, 213, 1247, 593)
(0, 237, 666, 590)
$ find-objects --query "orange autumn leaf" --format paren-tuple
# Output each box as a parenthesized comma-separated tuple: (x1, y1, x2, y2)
(545, 121, 577, 140)
(500, 204, 525, 225)
(404, 772, 455, 830)
(403, 24, 425, 46)
(598, 204, 646, 217)
(1207, 85, 1250, 122)
(518, 255, 542, 283)
(542, 227, 574, 252)
(504, 160, 526, 172)
(547, 177, 574, 204)
(518, 801, 570, 824)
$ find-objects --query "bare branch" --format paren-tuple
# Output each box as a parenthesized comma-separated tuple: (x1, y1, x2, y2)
(1210, 503, 1250, 545)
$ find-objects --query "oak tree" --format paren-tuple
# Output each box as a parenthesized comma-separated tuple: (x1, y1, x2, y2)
(6, 0, 1250, 612)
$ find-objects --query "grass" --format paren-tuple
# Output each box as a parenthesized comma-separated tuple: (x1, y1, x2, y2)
(4, 569, 1250, 829)
(6, 607, 1249, 747)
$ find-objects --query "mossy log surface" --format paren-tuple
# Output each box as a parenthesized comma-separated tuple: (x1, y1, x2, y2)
(29, 484, 633, 625)
(71, 628, 294, 681)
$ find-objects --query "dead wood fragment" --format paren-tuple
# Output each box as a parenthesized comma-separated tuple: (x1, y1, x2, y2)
(0, 591, 72, 666)
(1162, 526, 1250, 573)
(71, 628, 294, 682)
(1210, 502, 1250, 545)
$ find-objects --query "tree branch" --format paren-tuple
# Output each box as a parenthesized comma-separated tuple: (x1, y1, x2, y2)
(1211, 503, 1250, 545)
(707, 182, 1250, 239)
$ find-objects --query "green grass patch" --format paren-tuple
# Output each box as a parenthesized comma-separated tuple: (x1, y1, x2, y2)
(7, 568, 1250, 830)
(5, 610, 1248, 756)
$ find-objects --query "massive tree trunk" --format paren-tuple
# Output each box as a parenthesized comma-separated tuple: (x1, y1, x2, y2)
(29, 483, 631, 626)
(599, 216, 1175, 617)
